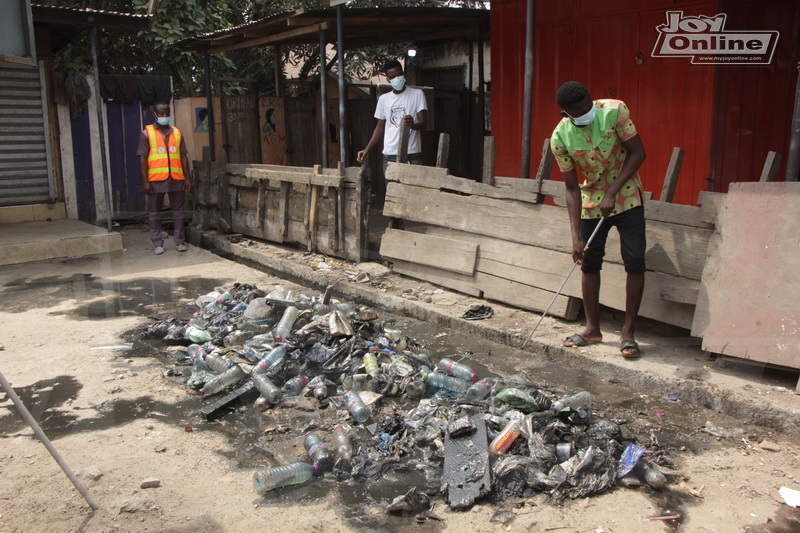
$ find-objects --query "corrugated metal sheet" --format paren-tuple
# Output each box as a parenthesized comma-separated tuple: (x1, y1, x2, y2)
(492, 0, 718, 206)
(0, 62, 53, 206)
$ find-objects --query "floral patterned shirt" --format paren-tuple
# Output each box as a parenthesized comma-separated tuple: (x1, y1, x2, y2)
(551, 99, 644, 219)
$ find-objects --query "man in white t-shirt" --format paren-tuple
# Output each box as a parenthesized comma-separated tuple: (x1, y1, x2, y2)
(357, 59, 427, 174)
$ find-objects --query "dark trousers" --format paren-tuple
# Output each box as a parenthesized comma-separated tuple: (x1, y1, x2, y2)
(148, 190, 185, 246)
(580, 206, 646, 274)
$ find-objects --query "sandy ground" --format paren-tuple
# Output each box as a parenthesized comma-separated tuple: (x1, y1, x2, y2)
(0, 227, 799, 533)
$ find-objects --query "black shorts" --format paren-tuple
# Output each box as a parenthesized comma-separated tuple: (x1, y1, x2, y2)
(580, 206, 646, 275)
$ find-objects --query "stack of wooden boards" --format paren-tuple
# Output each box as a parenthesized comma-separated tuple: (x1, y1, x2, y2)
(380, 163, 717, 329)
(190, 154, 367, 263)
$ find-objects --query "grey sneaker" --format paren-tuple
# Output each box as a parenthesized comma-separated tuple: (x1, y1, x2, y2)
(176, 243, 188, 252)
(154, 246, 165, 255)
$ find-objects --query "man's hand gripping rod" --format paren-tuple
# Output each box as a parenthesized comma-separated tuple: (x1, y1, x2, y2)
(521, 217, 605, 349)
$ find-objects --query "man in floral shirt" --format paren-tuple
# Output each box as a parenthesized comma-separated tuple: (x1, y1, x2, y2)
(550, 81, 646, 358)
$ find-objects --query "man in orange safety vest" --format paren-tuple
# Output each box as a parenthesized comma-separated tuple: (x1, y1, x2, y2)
(137, 101, 192, 255)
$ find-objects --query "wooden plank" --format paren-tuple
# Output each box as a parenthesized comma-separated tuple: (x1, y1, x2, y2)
(442, 415, 490, 511)
(533, 137, 553, 197)
(481, 136, 495, 185)
(758, 151, 781, 182)
(476, 272, 579, 320)
(390, 258, 482, 297)
(307, 165, 321, 252)
(385, 182, 711, 280)
(385, 164, 541, 204)
(397, 120, 410, 164)
(379, 228, 478, 276)
(278, 181, 290, 242)
(697, 190, 724, 225)
(660, 147, 685, 202)
(692, 182, 800, 369)
(660, 283, 698, 305)
(256, 180, 266, 230)
(228, 163, 339, 176)
(353, 164, 369, 262)
(436, 133, 450, 169)
(425, 226, 697, 328)
(244, 167, 343, 187)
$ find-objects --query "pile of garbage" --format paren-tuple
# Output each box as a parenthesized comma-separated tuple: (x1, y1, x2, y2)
(140, 282, 670, 512)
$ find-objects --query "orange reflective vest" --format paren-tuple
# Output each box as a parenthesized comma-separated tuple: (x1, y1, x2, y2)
(145, 124, 184, 182)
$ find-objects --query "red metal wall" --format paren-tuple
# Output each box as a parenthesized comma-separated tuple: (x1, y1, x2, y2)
(711, 0, 800, 190)
(492, 0, 723, 206)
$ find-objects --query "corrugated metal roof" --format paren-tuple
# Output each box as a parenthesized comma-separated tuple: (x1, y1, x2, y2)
(31, 3, 152, 19)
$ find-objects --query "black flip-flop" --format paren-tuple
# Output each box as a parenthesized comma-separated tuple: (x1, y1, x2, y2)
(563, 334, 590, 348)
(620, 339, 641, 358)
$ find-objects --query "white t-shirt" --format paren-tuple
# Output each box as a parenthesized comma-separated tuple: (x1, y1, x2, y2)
(374, 87, 427, 156)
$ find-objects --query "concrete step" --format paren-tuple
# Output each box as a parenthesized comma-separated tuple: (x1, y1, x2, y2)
(0, 219, 123, 266)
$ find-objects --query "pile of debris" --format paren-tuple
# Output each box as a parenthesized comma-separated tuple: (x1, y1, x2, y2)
(140, 282, 669, 512)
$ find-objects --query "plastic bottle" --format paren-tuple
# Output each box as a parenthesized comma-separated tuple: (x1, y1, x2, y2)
(195, 290, 221, 309)
(243, 298, 277, 327)
(304, 433, 334, 473)
(312, 302, 357, 316)
(550, 391, 592, 412)
(203, 291, 232, 316)
(251, 344, 288, 375)
(333, 424, 353, 467)
(342, 390, 370, 423)
(437, 358, 478, 382)
(306, 345, 332, 363)
(189, 344, 209, 369)
(362, 350, 380, 379)
(199, 364, 247, 396)
(272, 306, 300, 342)
(633, 459, 668, 490)
(283, 375, 310, 396)
(422, 372, 469, 393)
(489, 419, 521, 454)
(253, 374, 283, 405)
(465, 378, 495, 402)
(252, 462, 316, 494)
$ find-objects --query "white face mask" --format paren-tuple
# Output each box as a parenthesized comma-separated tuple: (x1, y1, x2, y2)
(570, 105, 596, 126)
(389, 75, 406, 91)
(156, 116, 171, 126)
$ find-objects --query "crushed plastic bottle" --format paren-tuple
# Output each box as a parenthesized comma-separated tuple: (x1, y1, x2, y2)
(203, 291, 232, 317)
(251, 345, 288, 375)
(489, 419, 521, 454)
(342, 390, 370, 423)
(272, 306, 300, 342)
(465, 378, 495, 402)
(633, 458, 668, 489)
(199, 364, 247, 396)
(253, 374, 283, 405)
(550, 391, 592, 412)
(304, 433, 334, 472)
(283, 375, 310, 396)
(312, 302, 357, 316)
(362, 350, 380, 379)
(437, 358, 478, 381)
(253, 462, 316, 493)
(333, 424, 353, 469)
(422, 372, 469, 393)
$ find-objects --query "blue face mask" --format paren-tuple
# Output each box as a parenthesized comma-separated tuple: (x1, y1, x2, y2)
(156, 116, 171, 127)
(389, 75, 406, 91)
(570, 105, 596, 127)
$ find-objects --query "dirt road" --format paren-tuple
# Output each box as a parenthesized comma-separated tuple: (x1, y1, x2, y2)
(0, 227, 798, 532)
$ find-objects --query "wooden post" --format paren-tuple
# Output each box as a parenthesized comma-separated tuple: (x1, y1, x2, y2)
(337, 161, 345, 251)
(307, 164, 322, 251)
(660, 147, 685, 202)
(482, 136, 495, 185)
(256, 179, 266, 232)
(355, 154, 369, 262)
(759, 151, 781, 182)
(278, 181, 290, 243)
(533, 138, 553, 201)
(397, 120, 410, 164)
(436, 133, 450, 169)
